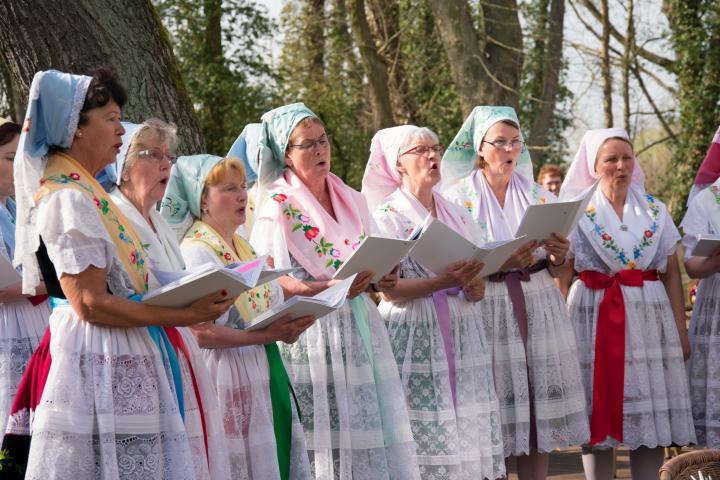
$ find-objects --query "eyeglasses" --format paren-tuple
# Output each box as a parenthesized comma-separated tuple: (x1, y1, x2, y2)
(482, 140, 524, 151)
(287, 135, 331, 151)
(400, 144, 444, 157)
(135, 148, 177, 164)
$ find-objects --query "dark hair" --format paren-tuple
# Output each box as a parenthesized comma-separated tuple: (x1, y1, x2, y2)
(0, 121, 20, 147)
(78, 67, 127, 126)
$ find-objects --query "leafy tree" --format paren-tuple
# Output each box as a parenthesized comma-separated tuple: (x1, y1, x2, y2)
(155, 0, 277, 155)
(665, 0, 720, 221)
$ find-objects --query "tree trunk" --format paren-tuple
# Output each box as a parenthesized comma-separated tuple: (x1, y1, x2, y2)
(199, 0, 230, 154)
(622, 0, 634, 132)
(527, 0, 566, 158)
(0, 0, 203, 153)
(600, 0, 614, 127)
(349, 0, 395, 129)
(366, 0, 416, 123)
(305, 0, 326, 79)
(427, 0, 522, 116)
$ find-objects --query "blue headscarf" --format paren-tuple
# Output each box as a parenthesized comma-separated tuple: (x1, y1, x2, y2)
(14, 70, 92, 293)
(160, 154, 223, 226)
(257, 102, 317, 187)
(441, 106, 533, 184)
(227, 123, 261, 187)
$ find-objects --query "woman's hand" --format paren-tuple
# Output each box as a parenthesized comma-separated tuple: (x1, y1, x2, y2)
(544, 232, 570, 265)
(0, 282, 30, 303)
(185, 290, 238, 325)
(262, 314, 316, 344)
(373, 266, 399, 292)
(440, 260, 484, 288)
(348, 271, 374, 299)
(501, 241, 539, 270)
(463, 275, 486, 302)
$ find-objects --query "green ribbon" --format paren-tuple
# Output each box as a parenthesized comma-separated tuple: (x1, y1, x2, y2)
(349, 296, 374, 365)
(265, 342, 295, 480)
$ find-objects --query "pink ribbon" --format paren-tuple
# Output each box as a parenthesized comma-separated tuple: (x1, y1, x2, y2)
(431, 287, 462, 405)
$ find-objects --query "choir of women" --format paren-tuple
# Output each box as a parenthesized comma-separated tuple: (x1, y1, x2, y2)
(0, 67, 718, 480)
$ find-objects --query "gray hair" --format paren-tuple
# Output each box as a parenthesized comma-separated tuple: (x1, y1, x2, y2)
(397, 127, 440, 160)
(398, 127, 440, 158)
(120, 118, 178, 183)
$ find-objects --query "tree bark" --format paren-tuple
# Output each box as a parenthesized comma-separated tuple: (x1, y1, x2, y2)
(427, 0, 522, 116)
(622, 0, 634, 132)
(0, 0, 204, 153)
(366, 0, 416, 122)
(600, 0, 613, 127)
(349, 0, 395, 129)
(527, 0, 566, 157)
(306, 0, 326, 78)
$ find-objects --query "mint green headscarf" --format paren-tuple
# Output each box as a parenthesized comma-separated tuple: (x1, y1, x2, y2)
(160, 154, 223, 225)
(441, 106, 533, 184)
(257, 102, 318, 187)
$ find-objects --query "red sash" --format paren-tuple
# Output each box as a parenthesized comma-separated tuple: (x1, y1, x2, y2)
(579, 268, 659, 444)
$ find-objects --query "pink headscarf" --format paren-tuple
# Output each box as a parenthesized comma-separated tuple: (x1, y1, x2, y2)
(560, 128, 645, 201)
(361, 125, 422, 212)
(362, 125, 478, 240)
(693, 126, 720, 185)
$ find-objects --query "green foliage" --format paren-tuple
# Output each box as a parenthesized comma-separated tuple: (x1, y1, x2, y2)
(275, 0, 372, 188)
(394, 0, 464, 147)
(154, 0, 276, 155)
(665, 0, 720, 221)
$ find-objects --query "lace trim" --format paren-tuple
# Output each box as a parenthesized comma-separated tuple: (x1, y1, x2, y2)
(64, 76, 91, 147)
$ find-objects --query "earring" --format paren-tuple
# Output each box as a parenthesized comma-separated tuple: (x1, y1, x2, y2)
(76, 130, 83, 138)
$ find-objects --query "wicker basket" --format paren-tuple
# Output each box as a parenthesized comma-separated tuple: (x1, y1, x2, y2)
(660, 450, 720, 480)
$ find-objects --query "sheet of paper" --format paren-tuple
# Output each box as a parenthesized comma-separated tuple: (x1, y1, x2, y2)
(0, 254, 20, 290)
(245, 275, 355, 331)
(332, 236, 415, 283)
(515, 182, 598, 242)
(692, 234, 720, 257)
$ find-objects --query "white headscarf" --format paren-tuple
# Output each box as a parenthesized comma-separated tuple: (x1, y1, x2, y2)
(361, 125, 421, 212)
(560, 128, 645, 201)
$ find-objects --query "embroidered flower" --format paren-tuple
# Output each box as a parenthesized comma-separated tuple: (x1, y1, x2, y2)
(627, 260, 637, 269)
(539, 197, 547, 205)
(223, 252, 232, 261)
(305, 226, 319, 240)
(130, 251, 137, 264)
(601, 233, 612, 241)
(93, 197, 101, 207)
(464, 200, 473, 212)
(23, 117, 31, 132)
(586, 205, 596, 215)
(194, 232, 202, 238)
(272, 193, 287, 203)
(644, 230, 653, 238)
(344, 239, 350, 245)
(69, 173, 80, 181)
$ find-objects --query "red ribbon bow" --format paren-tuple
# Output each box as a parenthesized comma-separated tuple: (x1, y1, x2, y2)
(579, 269, 658, 445)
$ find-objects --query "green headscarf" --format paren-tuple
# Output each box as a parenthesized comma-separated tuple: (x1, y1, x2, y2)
(257, 102, 318, 187)
(160, 154, 223, 225)
(440, 106, 533, 184)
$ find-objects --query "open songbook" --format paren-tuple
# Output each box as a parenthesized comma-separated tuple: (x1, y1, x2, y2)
(244, 274, 356, 331)
(406, 215, 529, 277)
(142, 255, 296, 307)
(691, 234, 720, 257)
(332, 237, 415, 283)
(0, 254, 20, 290)
(515, 181, 599, 242)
